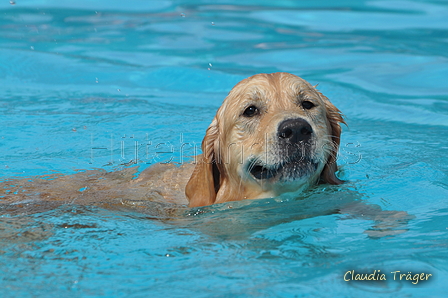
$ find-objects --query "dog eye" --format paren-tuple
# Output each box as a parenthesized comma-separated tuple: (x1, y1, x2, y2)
(243, 105, 260, 117)
(302, 101, 315, 110)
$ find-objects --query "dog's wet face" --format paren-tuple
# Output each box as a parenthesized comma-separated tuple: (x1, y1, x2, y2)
(216, 73, 335, 198)
(185, 72, 343, 207)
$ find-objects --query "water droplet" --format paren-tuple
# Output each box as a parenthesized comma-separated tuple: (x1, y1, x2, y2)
(9, 0, 16, 5)
(30, 46, 34, 50)
(180, 13, 185, 17)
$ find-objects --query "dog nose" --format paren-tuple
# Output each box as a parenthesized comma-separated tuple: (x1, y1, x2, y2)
(278, 118, 313, 144)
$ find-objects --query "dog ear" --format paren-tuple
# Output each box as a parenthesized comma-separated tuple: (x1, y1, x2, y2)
(185, 118, 221, 207)
(316, 90, 346, 185)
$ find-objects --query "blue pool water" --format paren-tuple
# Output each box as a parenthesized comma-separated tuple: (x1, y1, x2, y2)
(1, 0, 448, 297)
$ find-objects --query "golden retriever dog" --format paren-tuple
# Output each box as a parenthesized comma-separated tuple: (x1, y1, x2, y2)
(0, 72, 345, 213)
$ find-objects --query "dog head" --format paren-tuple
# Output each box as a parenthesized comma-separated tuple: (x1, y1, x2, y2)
(186, 72, 345, 207)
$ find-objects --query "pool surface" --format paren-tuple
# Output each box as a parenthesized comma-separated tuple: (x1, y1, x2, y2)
(1, 0, 447, 297)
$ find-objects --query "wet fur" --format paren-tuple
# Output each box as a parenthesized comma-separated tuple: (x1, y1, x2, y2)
(1, 72, 345, 210)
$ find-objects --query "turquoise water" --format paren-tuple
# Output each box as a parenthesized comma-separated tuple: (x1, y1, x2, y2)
(1, 0, 448, 297)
